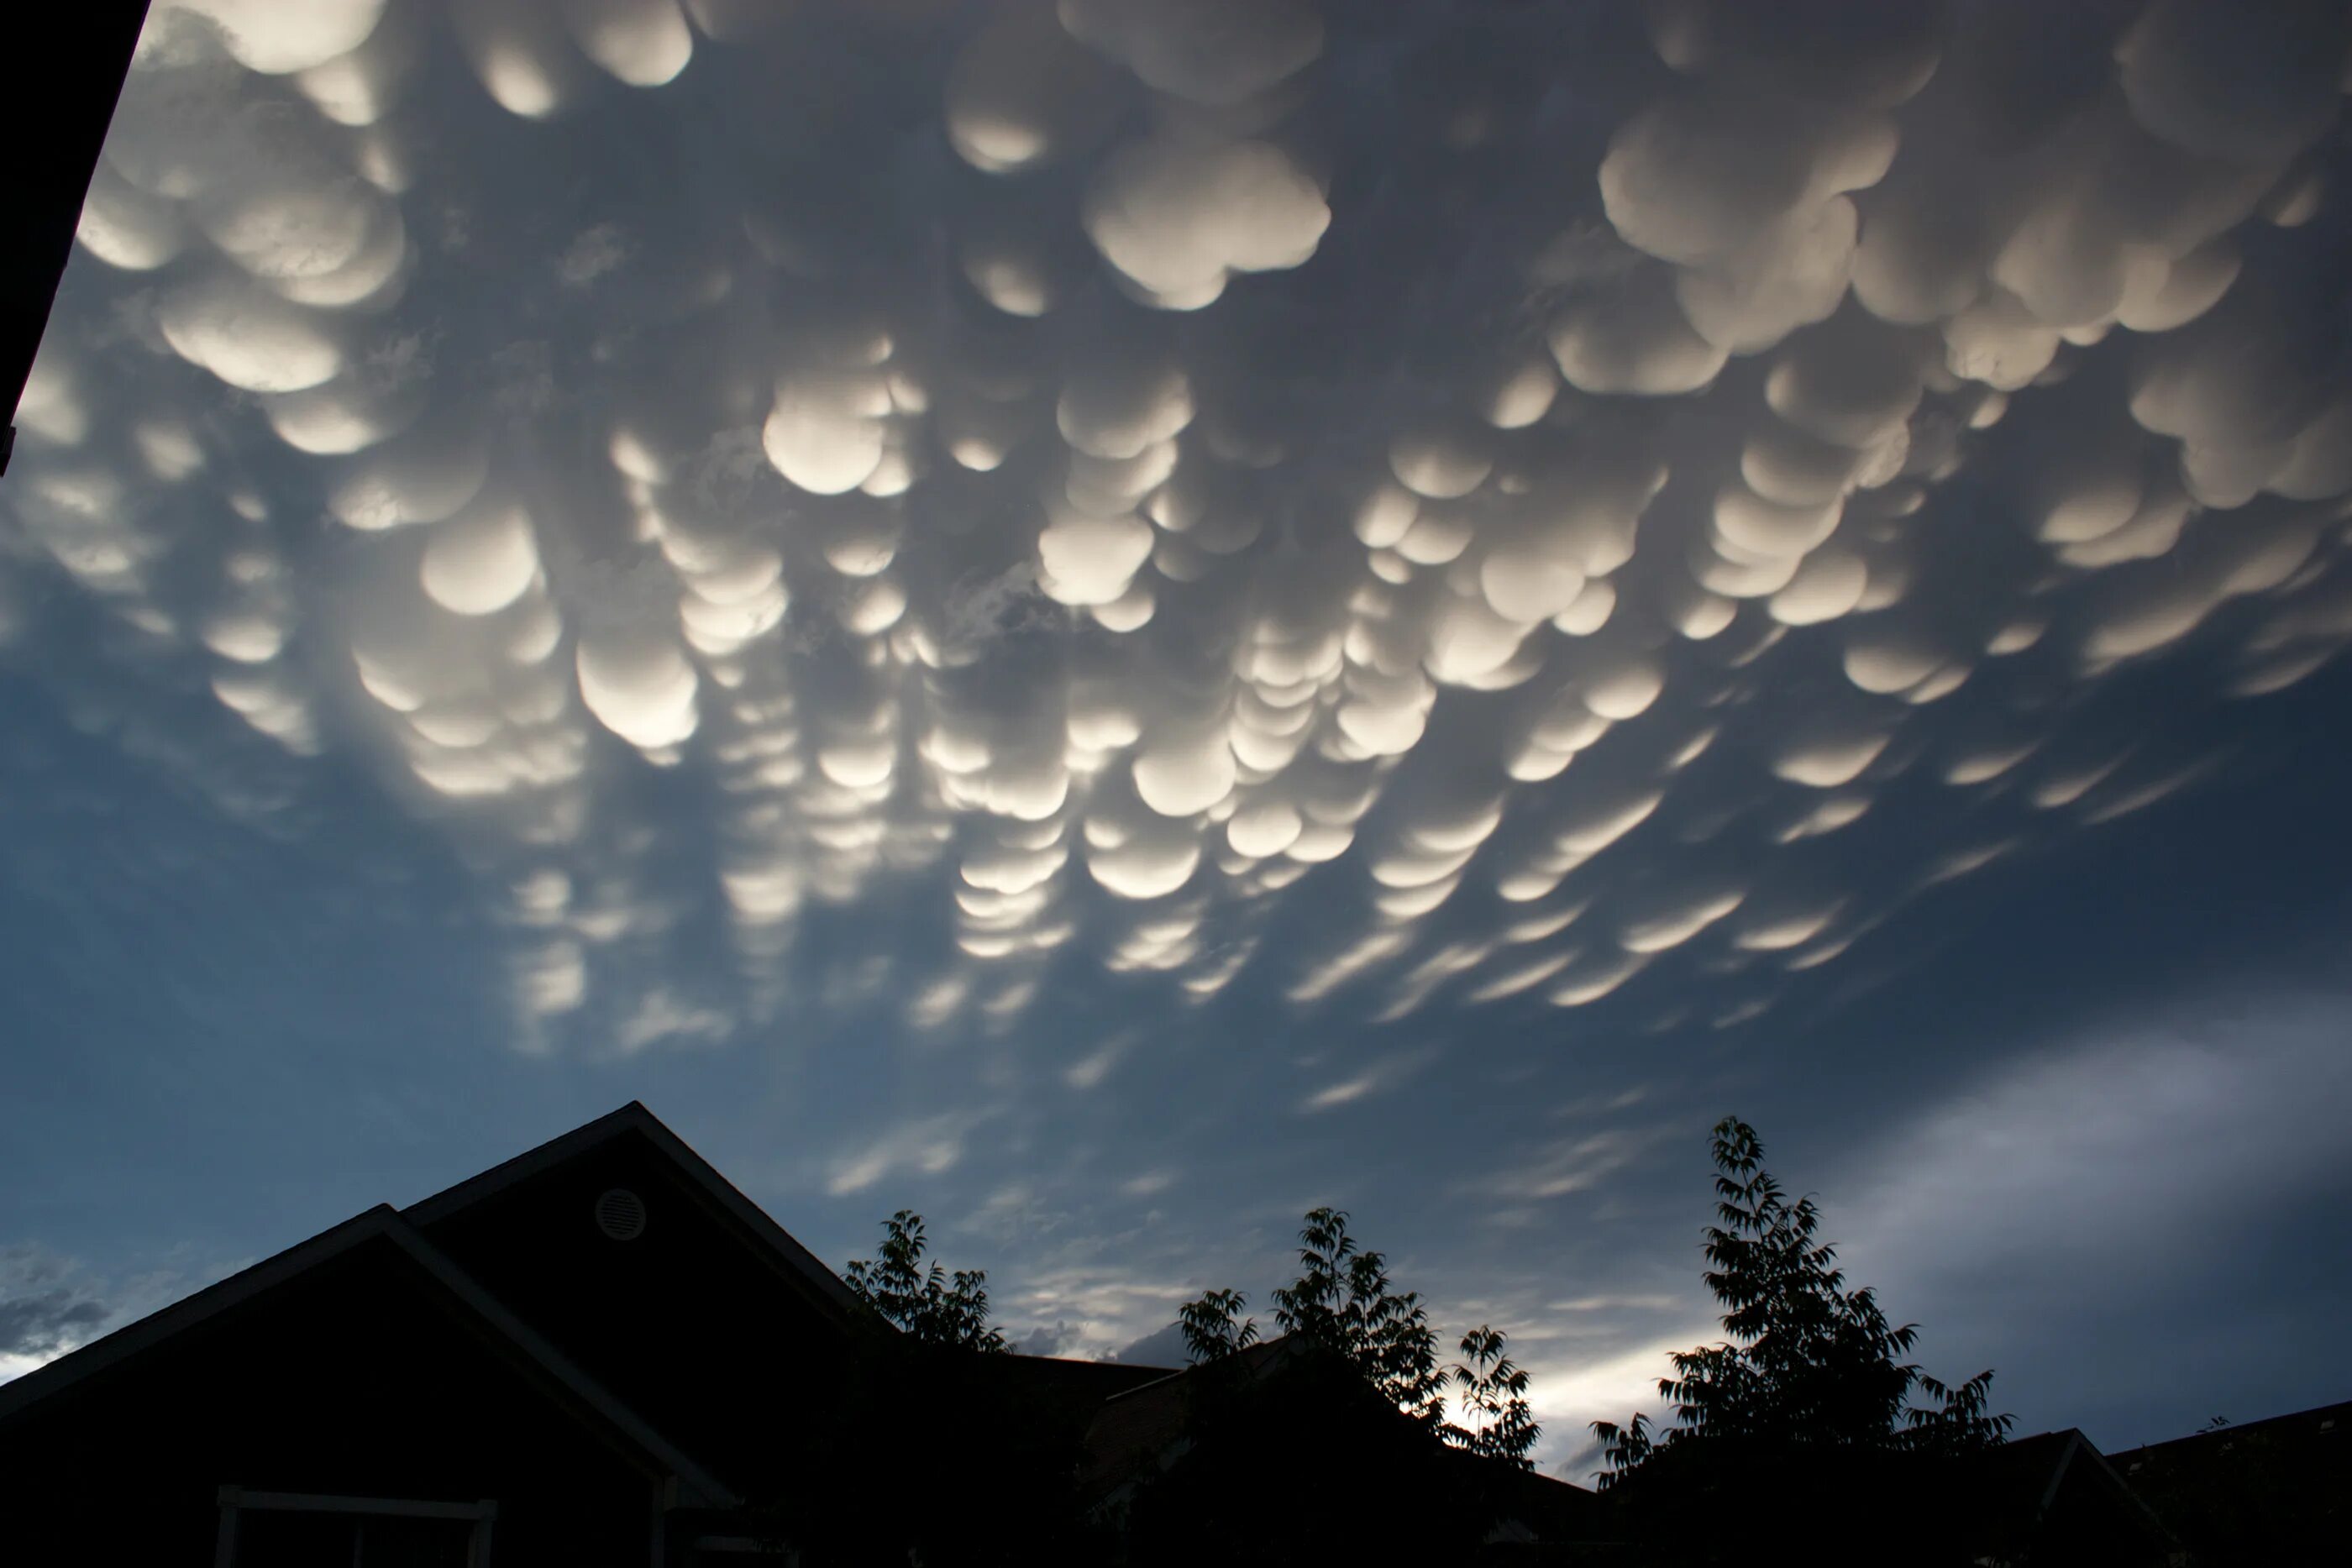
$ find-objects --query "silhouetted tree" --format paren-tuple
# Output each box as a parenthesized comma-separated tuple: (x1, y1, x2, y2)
(1179, 1207, 1537, 1460)
(1270, 1206, 1448, 1429)
(1449, 1324, 1541, 1469)
(1121, 1337, 1509, 1567)
(1177, 1285, 1258, 1363)
(843, 1209, 1007, 1352)
(1905, 1366, 2013, 1454)
(1593, 1408, 1656, 1478)
(1592, 1116, 2013, 1490)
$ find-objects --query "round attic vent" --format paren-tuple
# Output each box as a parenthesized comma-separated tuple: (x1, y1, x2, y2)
(594, 1188, 648, 1241)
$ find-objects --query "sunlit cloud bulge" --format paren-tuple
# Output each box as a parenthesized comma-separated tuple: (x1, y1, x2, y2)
(7, 0, 2352, 1462)
(15, 0, 2349, 1053)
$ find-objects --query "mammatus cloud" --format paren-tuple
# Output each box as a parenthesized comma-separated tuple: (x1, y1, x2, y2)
(6, 0, 2351, 1069)
(823, 1108, 1000, 1198)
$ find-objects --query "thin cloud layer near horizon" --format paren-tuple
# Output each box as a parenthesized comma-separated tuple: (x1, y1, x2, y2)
(5, 0, 2352, 1481)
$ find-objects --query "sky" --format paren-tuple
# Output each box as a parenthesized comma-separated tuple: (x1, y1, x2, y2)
(4, 0, 2352, 1484)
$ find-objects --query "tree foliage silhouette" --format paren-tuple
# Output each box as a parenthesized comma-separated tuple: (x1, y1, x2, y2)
(1592, 1116, 2013, 1489)
(843, 1209, 1006, 1352)
(1119, 1338, 1518, 1568)
(1177, 1286, 1259, 1364)
(1178, 1206, 1535, 1464)
(1449, 1324, 1541, 1469)
(1269, 1206, 1448, 1429)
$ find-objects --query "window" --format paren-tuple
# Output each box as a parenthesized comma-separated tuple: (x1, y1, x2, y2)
(217, 1488, 494, 1568)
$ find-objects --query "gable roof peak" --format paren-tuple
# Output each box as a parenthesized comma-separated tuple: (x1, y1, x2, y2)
(400, 1101, 872, 1324)
(0, 1204, 738, 1508)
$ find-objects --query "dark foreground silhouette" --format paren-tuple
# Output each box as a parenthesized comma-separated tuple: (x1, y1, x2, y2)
(0, 1102, 2332, 1565)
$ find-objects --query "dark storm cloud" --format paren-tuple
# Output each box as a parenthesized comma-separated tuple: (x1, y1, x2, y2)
(0, 1248, 108, 1361)
(1112, 1319, 1189, 1368)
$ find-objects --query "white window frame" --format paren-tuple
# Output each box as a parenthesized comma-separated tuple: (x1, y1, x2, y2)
(214, 1484, 498, 1568)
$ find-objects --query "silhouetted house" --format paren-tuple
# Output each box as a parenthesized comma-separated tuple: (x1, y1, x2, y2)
(1076, 1333, 1310, 1508)
(0, 1102, 1174, 1565)
(9, 1099, 2226, 1566)
(1075, 1332, 1611, 1564)
(1587, 1427, 2185, 1567)
(1960, 1428, 2187, 1567)
(2113, 1399, 2349, 1567)
(1, 3, 148, 477)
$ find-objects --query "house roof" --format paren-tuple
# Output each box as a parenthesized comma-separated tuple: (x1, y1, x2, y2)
(1077, 1335, 1307, 1494)
(1074, 1335, 1605, 1547)
(0, 1100, 1231, 1525)
(2115, 1397, 2350, 1471)
(1, 3, 146, 480)
(1961, 1427, 2182, 1556)
(994, 1350, 1180, 1410)
(1074, 1334, 1453, 1497)
(0, 1204, 740, 1509)
(400, 1100, 874, 1325)
(1979, 1429, 2097, 1528)
(2109, 1397, 2349, 1555)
